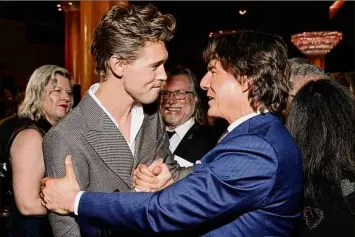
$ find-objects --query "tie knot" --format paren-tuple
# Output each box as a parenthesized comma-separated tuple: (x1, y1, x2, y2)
(167, 130, 176, 139)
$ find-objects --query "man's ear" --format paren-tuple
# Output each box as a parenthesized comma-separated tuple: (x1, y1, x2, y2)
(108, 55, 125, 78)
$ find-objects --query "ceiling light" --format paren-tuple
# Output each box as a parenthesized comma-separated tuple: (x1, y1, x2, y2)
(239, 10, 247, 15)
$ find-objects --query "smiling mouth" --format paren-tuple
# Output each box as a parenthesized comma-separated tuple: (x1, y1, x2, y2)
(165, 107, 182, 112)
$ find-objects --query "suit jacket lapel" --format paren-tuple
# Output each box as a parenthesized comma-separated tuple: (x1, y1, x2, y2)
(173, 123, 201, 156)
(79, 93, 134, 186)
(201, 113, 280, 164)
(224, 113, 280, 141)
(132, 114, 146, 168)
(133, 108, 167, 168)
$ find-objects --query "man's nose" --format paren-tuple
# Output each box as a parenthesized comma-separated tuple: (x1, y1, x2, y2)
(158, 65, 168, 81)
(200, 73, 210, 91)
(167, 93, 177, 104)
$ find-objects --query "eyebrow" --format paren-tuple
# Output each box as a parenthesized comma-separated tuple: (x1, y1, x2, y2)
(150, 58, 168, 67)
(54, 86, 72, 92)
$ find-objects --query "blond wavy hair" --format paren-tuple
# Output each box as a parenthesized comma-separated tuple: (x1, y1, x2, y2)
(18, 65, 73, 121)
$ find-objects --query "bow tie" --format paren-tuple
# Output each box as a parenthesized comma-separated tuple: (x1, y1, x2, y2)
(167, 131, 176, 139)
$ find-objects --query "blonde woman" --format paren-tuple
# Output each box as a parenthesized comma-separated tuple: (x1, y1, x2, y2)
(1, 65, 72, 236)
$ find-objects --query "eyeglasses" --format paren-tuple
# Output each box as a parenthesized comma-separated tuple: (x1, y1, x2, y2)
(160, 90, 194, 100)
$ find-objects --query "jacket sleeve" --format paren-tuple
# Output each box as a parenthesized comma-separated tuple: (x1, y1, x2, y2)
(43, 130, 90, 237)
(159, 131, 193, 181)
(78, 134, 278, 233)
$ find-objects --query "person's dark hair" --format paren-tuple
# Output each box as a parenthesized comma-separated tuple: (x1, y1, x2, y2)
(203, 30, 291, 114)
(286, 79, 355, 204)
(91, 3, 176, 78)
(168, 67, 206, 125)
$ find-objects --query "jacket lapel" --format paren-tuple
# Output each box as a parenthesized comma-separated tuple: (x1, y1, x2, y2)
(223, 113, 280, 141)
(133, 108, 167, 168)
(79, 94, 134, 185)
(132, 115, 147, 168)
(173, 123, 201, 156)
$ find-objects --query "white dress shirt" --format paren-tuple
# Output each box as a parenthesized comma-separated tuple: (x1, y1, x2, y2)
(167, 118, 195, 167)
(88, 83, 144, 155)
(226, 110, 269, 136)
(74, 83, 144, 215)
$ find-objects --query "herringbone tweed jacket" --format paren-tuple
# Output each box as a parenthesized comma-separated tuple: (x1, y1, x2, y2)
(43, 93, 191, 237)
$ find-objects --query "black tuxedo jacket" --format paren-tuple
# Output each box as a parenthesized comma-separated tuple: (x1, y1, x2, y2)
(173, 123, 224, 164)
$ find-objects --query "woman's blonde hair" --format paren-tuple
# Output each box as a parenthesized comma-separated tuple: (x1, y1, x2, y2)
(18, 65, 72, 121)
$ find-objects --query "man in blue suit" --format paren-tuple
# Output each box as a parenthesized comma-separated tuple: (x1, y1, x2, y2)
(41, 31, 303, 236)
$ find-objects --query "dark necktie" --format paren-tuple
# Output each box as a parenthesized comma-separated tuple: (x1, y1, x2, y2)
(167, 130, 176, 139)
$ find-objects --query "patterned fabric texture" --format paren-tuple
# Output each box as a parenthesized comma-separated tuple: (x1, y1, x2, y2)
(43, 93, 190, 237)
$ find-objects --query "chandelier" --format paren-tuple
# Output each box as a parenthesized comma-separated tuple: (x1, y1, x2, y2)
(291, 31, 343, 56)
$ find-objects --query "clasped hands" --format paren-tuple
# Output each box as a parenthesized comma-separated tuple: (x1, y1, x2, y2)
(133, 158, 174, 192)
(39, 155, 174, 215)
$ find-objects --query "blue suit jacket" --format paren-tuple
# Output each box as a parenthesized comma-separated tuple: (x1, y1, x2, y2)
(78, 113, 303, 236)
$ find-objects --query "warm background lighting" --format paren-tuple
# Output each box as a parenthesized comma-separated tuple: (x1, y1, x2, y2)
(291, 31, 343, 55)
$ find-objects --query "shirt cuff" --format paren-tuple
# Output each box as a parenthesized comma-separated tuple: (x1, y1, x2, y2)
(74, 191, 85, 215)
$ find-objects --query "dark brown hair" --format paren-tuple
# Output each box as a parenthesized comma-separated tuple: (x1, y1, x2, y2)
(286, 79, 355, 203)
(203, 31, 291, 114)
